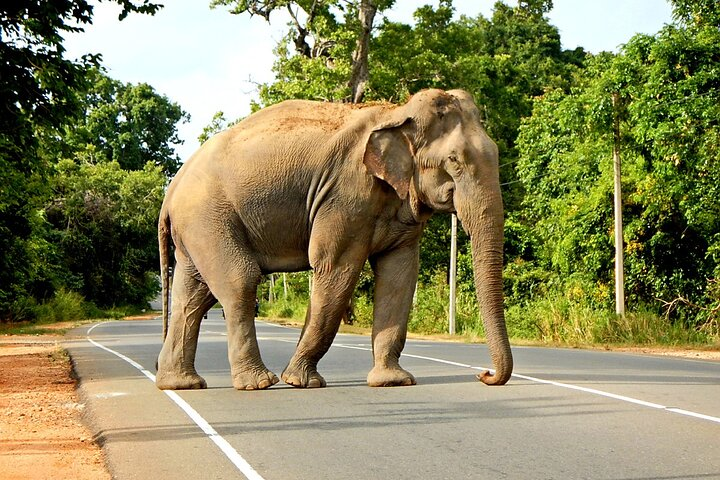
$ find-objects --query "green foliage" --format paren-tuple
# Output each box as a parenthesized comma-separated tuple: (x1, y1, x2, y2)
(43, 160, 166, 308)
(514, 11, 720, 332)
(214, 0, 397, 105)
(198, 111, 242, 144)
(0, 0, 162, 321)
(261, 297, 307, 320)
(32, 288, 101, 323)
(370, 1, 587, 273)
(669, 0, 720, 28)
(506, 294, 710, 346)
(65, 69, 188, 175)
(259, 36, 353, 103)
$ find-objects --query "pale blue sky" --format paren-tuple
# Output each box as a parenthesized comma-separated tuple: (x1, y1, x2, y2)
(64, 0, 674, 161)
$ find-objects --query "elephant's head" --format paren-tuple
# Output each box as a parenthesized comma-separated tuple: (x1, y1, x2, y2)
(363, 89, 513, 385)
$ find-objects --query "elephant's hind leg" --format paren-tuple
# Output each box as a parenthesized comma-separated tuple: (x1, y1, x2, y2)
(196, 236, 279, 391)
(156, 259, 216, 390)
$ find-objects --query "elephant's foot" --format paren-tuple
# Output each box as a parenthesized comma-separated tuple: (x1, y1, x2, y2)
(367, 365, 416, 387)
(232, 369, 279, 391)
(156, 369, 207, 390)
(281, 361, 326, 388)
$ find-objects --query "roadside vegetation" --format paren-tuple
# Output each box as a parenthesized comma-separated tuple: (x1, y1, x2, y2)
(2, 0, 718, 350)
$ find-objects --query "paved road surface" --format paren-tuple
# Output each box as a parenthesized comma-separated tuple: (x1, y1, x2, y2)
(66, 310, 720, 479)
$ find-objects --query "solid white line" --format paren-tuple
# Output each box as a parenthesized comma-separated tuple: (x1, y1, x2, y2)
(85, 323, 266, 480)
(328, 339, 720, 425)
(665, 408, 720, 424)
(509, 372, 667, 410)
(91, 321, 720, 428)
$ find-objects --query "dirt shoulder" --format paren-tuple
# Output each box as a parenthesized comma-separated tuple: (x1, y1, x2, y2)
(0, 335, 110, 480)
(609, 345, 720, 361)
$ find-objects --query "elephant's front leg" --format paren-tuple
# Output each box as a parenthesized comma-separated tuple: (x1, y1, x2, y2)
(282, 259, 363, 388)
(367, 245, 419, 387)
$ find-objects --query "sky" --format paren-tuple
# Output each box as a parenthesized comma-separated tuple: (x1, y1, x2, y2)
(63, 0, 675, 161)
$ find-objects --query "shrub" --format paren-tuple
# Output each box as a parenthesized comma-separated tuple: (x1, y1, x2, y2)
(33, 288, 97, 323)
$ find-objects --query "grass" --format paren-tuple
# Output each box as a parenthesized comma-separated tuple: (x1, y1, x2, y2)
(261, 284, 718, 351)
(5, 285, 717, 353)
(1, 288, 157, 336)
(0, 318, 98, 336)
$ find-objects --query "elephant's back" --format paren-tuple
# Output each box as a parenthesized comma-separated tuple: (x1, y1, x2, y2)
(162, 98, 389, 237)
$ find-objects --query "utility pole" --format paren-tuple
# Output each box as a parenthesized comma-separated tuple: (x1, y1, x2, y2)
(449, 214, 458, 334)
(612, 93, 626, 317)
(283, 273, 288, 300)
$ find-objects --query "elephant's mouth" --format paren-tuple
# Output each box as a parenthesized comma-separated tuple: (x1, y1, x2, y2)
(431, 183, 455, 212)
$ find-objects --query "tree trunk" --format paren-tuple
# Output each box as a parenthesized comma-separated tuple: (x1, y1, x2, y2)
(348, 0, 376, 103)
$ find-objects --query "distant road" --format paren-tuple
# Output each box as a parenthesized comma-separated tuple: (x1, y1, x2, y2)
(67, 310, 720, 479)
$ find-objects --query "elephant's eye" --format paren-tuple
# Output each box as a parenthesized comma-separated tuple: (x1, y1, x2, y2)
(447, 154, 458, 163)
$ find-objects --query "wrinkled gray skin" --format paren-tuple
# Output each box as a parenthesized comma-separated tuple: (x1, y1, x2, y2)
(156, 89, 513, 390)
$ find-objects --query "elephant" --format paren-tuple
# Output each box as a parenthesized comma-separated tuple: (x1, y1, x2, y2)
(155, 88, 513, 391)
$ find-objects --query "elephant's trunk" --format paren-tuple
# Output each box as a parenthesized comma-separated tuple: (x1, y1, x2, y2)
(458, 185, 513, 386)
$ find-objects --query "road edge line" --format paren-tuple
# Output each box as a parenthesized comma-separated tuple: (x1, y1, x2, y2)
(85, 323, 267, 480)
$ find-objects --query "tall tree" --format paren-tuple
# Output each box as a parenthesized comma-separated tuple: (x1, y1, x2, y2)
(370, 1, 585, 288)
(211, 0, 395, 103)
(514, 13, 720, 328)
(0, 0, 161, 320)
(45, 159, 167, 307)
(669, 0, 720, 27)
(348, 0, 377, 102)
(65, 69, 188, 176)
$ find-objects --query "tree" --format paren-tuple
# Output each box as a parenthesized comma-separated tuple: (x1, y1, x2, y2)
(348, 0, 377, 102)
(211, 0, 395, 103)
(514, 14, 720, 329)
(669, 0, 720, 28)
(44, 160, 167, 307)
(369, 1, 586, 294)
(0, 0, 161, 320)
(65, 69, 188, 176)
(370, 1, 584, 199)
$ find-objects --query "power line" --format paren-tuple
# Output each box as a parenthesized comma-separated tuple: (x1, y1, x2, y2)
(500, 170, 554, 186)
(498, 159, 522, 168)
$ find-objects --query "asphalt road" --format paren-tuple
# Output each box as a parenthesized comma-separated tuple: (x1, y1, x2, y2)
(66, 310, 720, 480)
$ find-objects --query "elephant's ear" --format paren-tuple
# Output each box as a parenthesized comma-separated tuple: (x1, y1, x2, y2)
(363, 119, 415, 200)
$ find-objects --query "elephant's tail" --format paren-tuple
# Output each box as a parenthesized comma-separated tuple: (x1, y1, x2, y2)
(158, 207, 173, 341)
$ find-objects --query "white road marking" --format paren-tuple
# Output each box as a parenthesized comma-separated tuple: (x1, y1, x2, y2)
(93, 392, 128, 400)
(85, 323, 266, 480)
(252, 322, 720, 425)
(85, 315, 719, 480)
(329, 339, 720, 425)
(204, 321, 720, 424)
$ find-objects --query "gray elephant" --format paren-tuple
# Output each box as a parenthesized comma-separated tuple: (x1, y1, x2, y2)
(156, 89, 513, 390)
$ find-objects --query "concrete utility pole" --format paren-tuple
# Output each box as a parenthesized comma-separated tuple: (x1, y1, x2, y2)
(449, 214, 458, 334)
(612, 93, 626, 317)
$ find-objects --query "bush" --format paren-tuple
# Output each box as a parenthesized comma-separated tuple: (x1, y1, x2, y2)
(351, 295, 374, 328)
(262, 296, 307, 320)
(33, 288, 98, 323)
